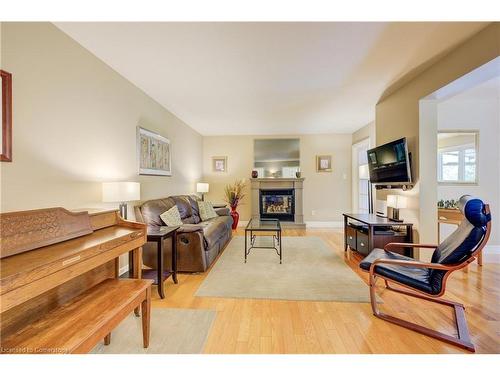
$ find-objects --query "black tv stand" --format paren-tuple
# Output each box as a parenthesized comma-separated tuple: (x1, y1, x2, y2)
(343, 213, 414, 257)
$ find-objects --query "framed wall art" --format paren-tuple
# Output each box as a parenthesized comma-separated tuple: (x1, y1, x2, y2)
(316, 155, 332, 172)
(1, 70, 12, 162)
(137, 126, 172, 176)
(212, 156, 227, 172)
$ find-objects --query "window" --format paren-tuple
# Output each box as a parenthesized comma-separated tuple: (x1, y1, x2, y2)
(352, 140, 370, 213)
(358, 175, 369, 212)
(358, 147, 370, 213)
(437, 131, 478, 184)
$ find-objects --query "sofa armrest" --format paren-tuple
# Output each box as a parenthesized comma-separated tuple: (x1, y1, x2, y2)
(176, 224, 205, 233)
(216, 207, 230, 216)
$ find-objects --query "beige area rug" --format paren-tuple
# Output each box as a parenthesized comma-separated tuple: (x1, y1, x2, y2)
(195, 236, 374, 302)
(92, 308, 216, 354)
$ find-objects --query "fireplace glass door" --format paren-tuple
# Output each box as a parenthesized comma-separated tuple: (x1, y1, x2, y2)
(259, 189, 295, 221)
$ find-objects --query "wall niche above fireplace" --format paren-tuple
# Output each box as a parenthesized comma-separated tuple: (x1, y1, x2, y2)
(254, 138, 300, 178)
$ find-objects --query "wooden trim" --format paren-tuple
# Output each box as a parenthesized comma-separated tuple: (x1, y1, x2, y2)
(1, 70, 12, 162)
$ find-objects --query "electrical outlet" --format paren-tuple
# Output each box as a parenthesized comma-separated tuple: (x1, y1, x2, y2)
(311, 210, 316, 216)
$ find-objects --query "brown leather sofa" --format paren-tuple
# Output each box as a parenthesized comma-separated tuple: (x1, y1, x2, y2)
(134, 195, 233, 272)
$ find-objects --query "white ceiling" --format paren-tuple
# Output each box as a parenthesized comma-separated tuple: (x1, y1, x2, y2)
(55, 22, 488, 136)
(450, 76, 500, 101)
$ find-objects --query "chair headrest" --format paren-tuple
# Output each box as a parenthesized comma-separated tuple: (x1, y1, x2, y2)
(458, 195, 491, 227)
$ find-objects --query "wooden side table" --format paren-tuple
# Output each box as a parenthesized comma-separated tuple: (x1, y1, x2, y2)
(437, 208, 463, 240)
(130, 226, 179, 299)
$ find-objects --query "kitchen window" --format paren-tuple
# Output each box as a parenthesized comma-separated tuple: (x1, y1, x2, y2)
(437, 131, 478, 184)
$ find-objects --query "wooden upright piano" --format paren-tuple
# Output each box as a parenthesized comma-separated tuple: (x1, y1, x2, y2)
(0, 207, 152, 354)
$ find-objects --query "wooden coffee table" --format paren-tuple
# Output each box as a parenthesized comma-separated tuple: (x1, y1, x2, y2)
(244, 218, 282, 264)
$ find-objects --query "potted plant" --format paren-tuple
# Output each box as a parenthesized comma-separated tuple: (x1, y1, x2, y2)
(224, 179, 247, 229)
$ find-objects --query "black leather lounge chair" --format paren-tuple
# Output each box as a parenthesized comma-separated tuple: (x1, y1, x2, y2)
(359, 195, 492, 352)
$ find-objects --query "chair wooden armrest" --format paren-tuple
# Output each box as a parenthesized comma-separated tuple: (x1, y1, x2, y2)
(384, 242, 438, 251)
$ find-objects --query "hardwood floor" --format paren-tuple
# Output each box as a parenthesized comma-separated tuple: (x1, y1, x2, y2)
(152, 228, 500, 354)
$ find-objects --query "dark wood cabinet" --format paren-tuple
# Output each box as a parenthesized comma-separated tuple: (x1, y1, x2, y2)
(342, 213, 414, 257)
(356, 231, 369, 255)
(346, 225, 357, 249)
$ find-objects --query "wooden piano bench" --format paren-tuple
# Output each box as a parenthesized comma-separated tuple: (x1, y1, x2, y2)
(1, 279, 153, 354)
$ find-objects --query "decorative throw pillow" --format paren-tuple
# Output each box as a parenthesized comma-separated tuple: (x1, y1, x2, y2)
(198, 201, 218, 221)
(160, 205, 183, 226)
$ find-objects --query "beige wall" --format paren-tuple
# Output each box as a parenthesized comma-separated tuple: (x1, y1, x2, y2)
(202, 134, 352, 224)
(352, 121, 375, 145)
(375, 23, 499, 249)
(0, 22, 203, 215)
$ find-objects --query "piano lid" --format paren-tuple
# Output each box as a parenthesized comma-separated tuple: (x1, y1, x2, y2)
(0, 207, 93, 259)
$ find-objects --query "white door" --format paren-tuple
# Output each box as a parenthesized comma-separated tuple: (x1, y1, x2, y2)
(352, 138, 371, 213)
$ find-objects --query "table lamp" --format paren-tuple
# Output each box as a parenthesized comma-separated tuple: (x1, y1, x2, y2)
(196, 182, 209, 201)
(102, 182, 140, 219)
(386, 194, 407, 222)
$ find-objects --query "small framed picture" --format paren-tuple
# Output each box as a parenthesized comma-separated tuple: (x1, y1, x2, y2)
(316, 155, 332, 172)
(212, 156, 227, 172)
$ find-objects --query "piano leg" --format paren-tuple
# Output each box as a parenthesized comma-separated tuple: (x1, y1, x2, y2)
(142, 286, 151, 348)
(133, 247, 143, 316)
(114, 258, 120, 278)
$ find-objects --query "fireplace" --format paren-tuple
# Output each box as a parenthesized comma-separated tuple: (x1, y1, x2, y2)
(251, 178, 304, 228)
(259, 189, 295, 222)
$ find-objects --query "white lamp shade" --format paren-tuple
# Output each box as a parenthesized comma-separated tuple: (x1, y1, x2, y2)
(102, 182, 140, 203)
(359, 164, 370, 180)
(386, 194, 408, 209)
(196, 182, 209, 193)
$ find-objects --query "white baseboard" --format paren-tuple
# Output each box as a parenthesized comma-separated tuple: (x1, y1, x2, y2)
(483, 245, 500, 263)
(484, 245, 500, 254)
(119, 265, 129, 276)
(305, 221, 343, 228)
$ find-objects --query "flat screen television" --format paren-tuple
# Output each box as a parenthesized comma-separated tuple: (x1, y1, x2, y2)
(367, 138, 412, 184)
